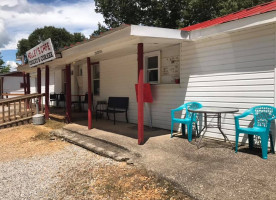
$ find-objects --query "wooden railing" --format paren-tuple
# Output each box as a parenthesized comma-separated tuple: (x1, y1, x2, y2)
(1, 93, 25, 99)
(0, 93, 45, 128)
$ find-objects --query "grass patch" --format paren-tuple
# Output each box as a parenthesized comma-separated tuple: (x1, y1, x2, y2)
(31, 131, 50, 141)
(57, 163, 191, 200)
(44, 120, 65, 130)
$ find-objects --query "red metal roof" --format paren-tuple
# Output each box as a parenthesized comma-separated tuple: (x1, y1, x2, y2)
(181, 1, 276, 31)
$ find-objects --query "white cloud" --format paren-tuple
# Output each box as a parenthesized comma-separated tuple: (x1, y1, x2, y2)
(0, 0, 104, 50)
(5, 60, 18, 71)
(0, 19, 12, 48)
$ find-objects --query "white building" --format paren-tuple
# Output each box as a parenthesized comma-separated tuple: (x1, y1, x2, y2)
(18, 2, 276, 145)
(0, 72, 25, 99)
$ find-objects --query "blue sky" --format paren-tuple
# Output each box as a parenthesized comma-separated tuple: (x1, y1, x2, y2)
(0, 0, 104, 71)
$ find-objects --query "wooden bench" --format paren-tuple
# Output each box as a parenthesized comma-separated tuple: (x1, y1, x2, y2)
(96, 97, 129, 125)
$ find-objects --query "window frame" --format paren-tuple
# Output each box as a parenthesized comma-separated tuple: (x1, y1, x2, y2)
(144, 51, 161, 84)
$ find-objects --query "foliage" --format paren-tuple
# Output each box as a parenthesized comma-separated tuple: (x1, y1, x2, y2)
(0, 55, 10, 74)
(16, 26, 87, 63)
(95, 0, 272, 29)
(0, 65, 11, 73)
(71, 32, 86, 43)
(91, 22, 109, 36)
(0, 52, 10, 73)
(0, 52, 4, 68)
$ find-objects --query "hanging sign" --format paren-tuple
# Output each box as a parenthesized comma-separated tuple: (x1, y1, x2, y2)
(26, 38, 56, 67)
(135, 83, 153, 103)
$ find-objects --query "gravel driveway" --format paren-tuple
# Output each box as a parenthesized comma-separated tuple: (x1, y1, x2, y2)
(0, 123, 190, 200)
(0, 145, 116, 200)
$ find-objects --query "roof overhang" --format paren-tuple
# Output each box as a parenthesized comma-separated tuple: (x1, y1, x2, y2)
(19, 25, 190, 72)
(190, 10, 276, 40)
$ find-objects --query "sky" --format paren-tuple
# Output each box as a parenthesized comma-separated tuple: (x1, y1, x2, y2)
(0, 0, 104, 71)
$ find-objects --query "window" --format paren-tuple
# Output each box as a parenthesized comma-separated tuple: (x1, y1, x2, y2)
(144, 51, 160, 84)
(93, 63, 100, 95)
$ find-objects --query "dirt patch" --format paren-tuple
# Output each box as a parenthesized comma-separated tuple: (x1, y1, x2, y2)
(0, 120, 67, 161)
(57, 162, 191, 200)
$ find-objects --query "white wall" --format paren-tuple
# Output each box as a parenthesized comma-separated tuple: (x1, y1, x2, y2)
(3, 76, 24, 96)
(87, 45, 180, 125)
(54, 69, 63, 93)
(177, 23, 276, 142)
(30, 69, 55, 105)
(93, 54, 138, 122)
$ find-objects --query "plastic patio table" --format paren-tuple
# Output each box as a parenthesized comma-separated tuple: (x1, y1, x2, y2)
(188, 107, 239, 149)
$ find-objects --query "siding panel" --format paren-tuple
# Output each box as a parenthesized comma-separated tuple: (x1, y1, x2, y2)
(178, 23, 276, 143)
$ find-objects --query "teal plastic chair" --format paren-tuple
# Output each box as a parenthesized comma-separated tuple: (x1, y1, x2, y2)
(235, 105, 276, 159)
(171, 102, 202, 142)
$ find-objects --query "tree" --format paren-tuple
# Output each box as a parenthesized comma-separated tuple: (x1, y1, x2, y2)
(17, 26, 87, 63)
(0, 65, 10, 73)
(0, 52, 4, 68)
(91, 22, 109, 36)
(0, 52, 10, 74)
(71, 32, 86, 43)
(95, 0, 272, 29)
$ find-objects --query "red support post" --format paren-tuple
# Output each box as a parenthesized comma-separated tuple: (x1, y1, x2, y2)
(26, 73, 30, 108)
(26, 73, 30, 94)
(87, 57, 92, 129)
(37, 68, 41, 110)
(137, 43, 144, 145)
(23, 72, 27, 95)
(45, 65, 50, 120)
(66, 64, 72, 123)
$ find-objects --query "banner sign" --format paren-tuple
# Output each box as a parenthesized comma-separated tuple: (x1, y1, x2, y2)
(26, 38, 56, 67)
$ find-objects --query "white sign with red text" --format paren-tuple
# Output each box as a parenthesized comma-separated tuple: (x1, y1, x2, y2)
(26, 38, 56, 67)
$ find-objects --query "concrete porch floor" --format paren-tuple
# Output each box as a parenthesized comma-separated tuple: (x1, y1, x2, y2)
(62, 118, 276, 200)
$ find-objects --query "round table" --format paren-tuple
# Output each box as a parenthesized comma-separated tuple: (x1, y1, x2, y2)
(188, 107, 239, 148)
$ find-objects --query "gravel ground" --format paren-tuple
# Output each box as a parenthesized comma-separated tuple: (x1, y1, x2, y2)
(0, 145, 116, 200)
(0, 123, 191, 200)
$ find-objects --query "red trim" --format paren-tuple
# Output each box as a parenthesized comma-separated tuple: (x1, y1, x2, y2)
(45, 65, 50, 120)
(137, 43, 144, 145)
(37, 68, 41, 110)
(181, 1, 276, 31)
(0, 77, 3, 99)
(87, 57, 92, 129)
(23, 72, 27, 95)
(66, 64, 72, 123)
(26, 73, 30, 94)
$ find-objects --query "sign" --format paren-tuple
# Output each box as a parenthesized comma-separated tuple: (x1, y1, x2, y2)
(26, 38, 56, 67)
(135, 83, 153, 103)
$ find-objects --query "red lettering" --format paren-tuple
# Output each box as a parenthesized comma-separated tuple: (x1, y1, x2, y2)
(46, 42, 50, 51)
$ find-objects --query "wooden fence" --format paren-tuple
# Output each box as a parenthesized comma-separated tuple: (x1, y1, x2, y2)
(0, 93, 45, 128)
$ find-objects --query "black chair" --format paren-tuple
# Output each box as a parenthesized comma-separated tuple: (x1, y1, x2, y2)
(96, 100, 107, 120)
(71, 96, 81, 111)
(71, 93, 94, 112)
(82, 93, 94, 111)
(50, 93, 58, 106)
(58, 93, 66, 108)
(105, 97, 129, 125)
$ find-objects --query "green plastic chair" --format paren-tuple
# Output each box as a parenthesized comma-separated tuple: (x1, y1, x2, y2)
(235, 105, 276, 159)
(171, 102, 202, 141)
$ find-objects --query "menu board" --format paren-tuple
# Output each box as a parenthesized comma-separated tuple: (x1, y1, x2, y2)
(161, 55, 180, 84)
